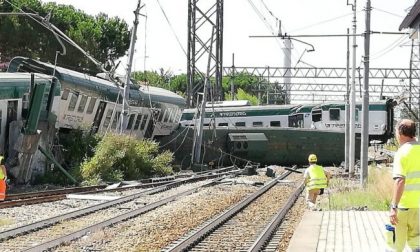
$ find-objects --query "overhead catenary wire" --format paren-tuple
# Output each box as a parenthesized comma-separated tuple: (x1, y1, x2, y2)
(155, 0, 187, 57)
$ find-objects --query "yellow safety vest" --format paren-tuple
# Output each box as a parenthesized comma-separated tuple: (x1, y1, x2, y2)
(394, 142, 420, 209)
(0, 156, 4, 180)
(306, 164, 327, 190)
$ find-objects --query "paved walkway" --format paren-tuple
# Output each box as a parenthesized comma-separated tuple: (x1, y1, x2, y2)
(287, 211, 411, 252)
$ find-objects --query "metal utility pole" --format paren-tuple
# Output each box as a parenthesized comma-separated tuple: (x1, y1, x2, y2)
(345, 28, 350, 172)
(283, 38, 292, 104)
(187, 0, 223, 107)
(361, 0, 371, 187)
(121, 0, 142, 133)
(348, 0, 357, 177)
(191, 28, 216, 165)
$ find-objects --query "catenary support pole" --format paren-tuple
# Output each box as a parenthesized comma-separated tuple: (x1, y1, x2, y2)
(283, 38, 292, 104)
(349, 0, 357, 177)
(231, 53, 235, 100)
(345, 28, 350, 171)
(121, 0, 142, 133)
(361, 0, 371, 187)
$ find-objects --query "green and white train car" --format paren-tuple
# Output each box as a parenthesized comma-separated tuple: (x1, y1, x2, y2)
(180, 99, 395, 143)
(7, 57, 185, 139)
(309, 101, 395, 142)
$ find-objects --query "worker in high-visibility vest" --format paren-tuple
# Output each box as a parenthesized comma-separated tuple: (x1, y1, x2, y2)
(388, 119, 420, 252)
(0, 155, 7, 201)
(303, 154, 330, 209)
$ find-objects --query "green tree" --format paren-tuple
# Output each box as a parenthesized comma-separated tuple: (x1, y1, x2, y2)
(225, 88, 260, 105)
(0, 0, 130, 73)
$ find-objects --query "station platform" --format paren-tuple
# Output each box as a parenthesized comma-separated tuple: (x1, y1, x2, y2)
(287, 211, 410, 252)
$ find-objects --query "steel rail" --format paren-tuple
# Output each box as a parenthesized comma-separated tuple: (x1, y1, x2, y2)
(1, 167, 236, 208)
(0, 180, 173, 209)
(247, 182, 305, 252)
(5, 185, 106, 201)
(22, 179, 222, 252)
(0, 171, 237, 241)
(166, 171, 292, 252)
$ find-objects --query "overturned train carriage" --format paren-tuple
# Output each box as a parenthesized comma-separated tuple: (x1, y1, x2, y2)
(159, 126, 362, 168)
(7, 57, 185, 138)
(1, 56, 185, 182)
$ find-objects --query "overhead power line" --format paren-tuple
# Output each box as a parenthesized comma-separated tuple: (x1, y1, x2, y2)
(155, 0, 187, 57)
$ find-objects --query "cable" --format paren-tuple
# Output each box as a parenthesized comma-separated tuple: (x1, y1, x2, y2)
(289, 12, 358, 33)
(372, 7, 404, 19)
(155, 0, 187, 56)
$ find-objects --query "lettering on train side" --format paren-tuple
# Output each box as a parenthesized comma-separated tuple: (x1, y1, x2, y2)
(325, 123, 361, 128)
(219, 112, 247, 117)
(63, 114, 84, 123)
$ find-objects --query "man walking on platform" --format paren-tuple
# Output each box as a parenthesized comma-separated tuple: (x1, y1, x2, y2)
(0, 155, 7, 201)
(304, 154, 330, 209)
(389, 119, 420, 251)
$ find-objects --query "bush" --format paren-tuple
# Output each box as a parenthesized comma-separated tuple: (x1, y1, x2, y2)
(80, 134, 174, 182)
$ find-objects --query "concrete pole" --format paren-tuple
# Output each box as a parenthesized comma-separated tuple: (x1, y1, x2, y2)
(283, 38, 292, 104)
(345, 28, 350, 171)
(349, 0, 357, 177)
(361, 0, 371, 187)
(231, 53, 235, 100)
(121, 0, 142, 133)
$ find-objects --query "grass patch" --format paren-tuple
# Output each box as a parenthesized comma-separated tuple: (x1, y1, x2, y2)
(322, 166, 393, 211)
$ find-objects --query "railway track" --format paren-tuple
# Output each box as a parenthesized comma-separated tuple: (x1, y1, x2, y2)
(1, 166, 237, 209)
(0, 170, 239, 251)
(164, 171, 303, 251)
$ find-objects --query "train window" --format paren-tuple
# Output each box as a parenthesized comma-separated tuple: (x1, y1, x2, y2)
(355, 109, 359, 122)
(218, 123, 228, 126)
(86, 98, 97, 114)
(203, 123, 210, 127)
(127, 114, 136, 130)
(329, 108, 340, 121)
(312, 110, 322, 122)
(164, 109, 171, 122)
(253, 121, 263, 127)
(158, 110, 164, 121)
(140, 114, 149, 130)
(270, 121, 281, 127)
(134, 114, 142, 130)
(22, 93, 29, 110)
(68, 92, 79, 111)
(112, 112, 120, 129)
(78, 95, 88, 113)
(103, 109, 113, 129)
(235, 122, 246, 127)
(61, 89, 70, 100)
(236, 142, 242, 149)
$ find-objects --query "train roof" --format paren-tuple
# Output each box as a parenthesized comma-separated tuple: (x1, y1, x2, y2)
(314, 101, 390, 111)
(183, 104, 298, 114)
(0, 72, 55, 83)
(7, 57, 185, 107)
(206, 100, 251, 107)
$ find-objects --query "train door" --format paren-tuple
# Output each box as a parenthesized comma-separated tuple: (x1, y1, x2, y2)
(0, 101, 5, 154)
(4, 101, 18, 155)
(91, 101, 107, 134)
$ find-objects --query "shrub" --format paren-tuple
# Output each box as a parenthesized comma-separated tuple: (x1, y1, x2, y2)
(80, 134, 174, 182)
